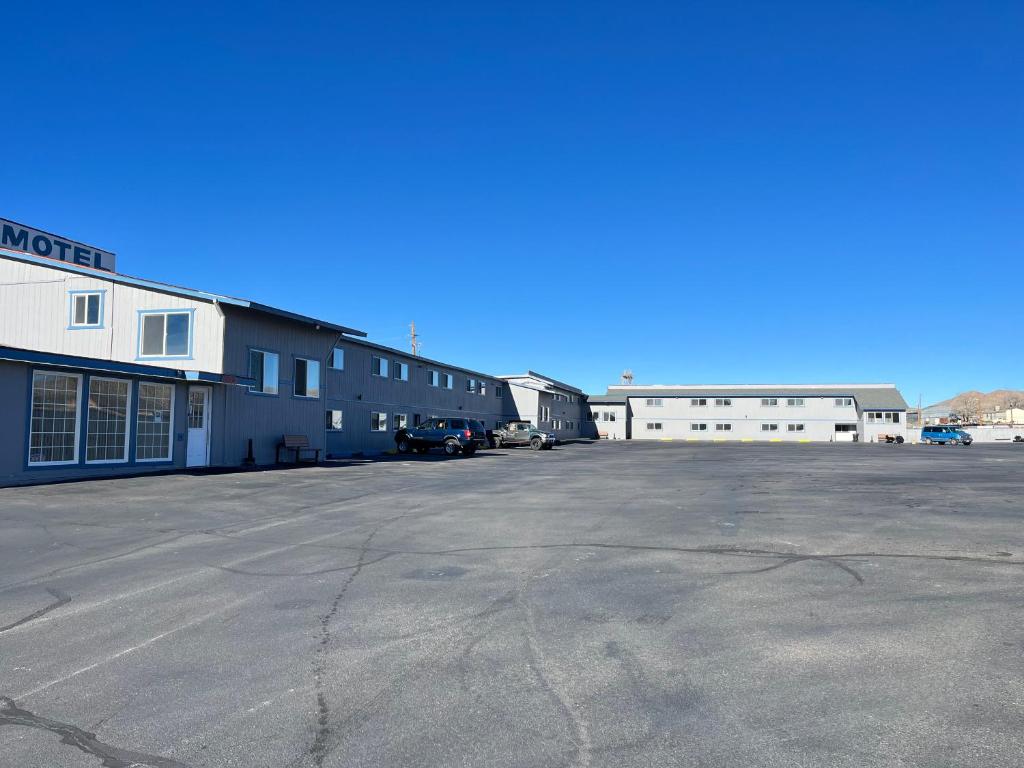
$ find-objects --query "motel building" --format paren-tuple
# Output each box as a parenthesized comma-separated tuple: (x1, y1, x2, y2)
(585, 385, 909, 443)
(0, 237, 567, 486)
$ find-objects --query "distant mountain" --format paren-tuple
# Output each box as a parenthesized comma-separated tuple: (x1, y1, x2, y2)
(926, 390, 1024, 415)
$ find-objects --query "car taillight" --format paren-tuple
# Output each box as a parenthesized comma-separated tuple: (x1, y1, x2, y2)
(463, 429, 472, 438)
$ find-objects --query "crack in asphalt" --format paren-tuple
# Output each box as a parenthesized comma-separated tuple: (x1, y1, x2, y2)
(0, 587, 72, 634)
(0, 696, 190, 768)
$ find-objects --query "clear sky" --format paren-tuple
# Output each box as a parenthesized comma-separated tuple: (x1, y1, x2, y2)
(3, 2, 1020, 405)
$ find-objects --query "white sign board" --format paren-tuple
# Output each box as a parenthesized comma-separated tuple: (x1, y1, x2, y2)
(0, 217, 116, 272)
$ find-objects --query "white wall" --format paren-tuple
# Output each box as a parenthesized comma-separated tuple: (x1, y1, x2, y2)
(0, 258, 224, 373)
(587, 404, 627, 439)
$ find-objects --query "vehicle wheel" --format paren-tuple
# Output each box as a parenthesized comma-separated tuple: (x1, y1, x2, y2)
(444, 440, 460, 456)
(895, 435, 904, 444)
(397, 438, 412, 454)
(949, 439, 958, 446)
(491, 437, 501, 449)
(530, 437, 543, 451)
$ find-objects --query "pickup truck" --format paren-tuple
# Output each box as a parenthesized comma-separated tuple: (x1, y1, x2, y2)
(491, 421, 557, 450)
(395, 418, 488, 456)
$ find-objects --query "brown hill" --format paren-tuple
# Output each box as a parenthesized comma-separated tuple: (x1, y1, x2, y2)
(928, 390, 1024, 416)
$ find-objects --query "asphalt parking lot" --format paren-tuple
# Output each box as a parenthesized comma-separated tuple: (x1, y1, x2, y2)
(1, 441, 1023, 767)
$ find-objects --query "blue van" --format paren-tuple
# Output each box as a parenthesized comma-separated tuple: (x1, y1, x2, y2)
(921, 426, 973, 446)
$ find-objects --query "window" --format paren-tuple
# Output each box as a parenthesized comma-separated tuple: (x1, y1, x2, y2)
(761, 398, 778, 407)
(69, 292, 102, 328)
(330, 348, 344, 370)
(294, 358, 320, 398)
(691, 398, 707, 407)
(873, 411, 901, 423)
(428, 370, 439, 386)
(414, 414, 422, 427)
(834, 398, 853, 407)
(647, 422, 663, 430)
(761, 423, 779, 432)
(371, 356, 388, 377)
(442, 373, 453, 389)
(136, 382, 174, 461)
(715, 398, 732, 407)
(787, 423, 805, 432)
(28, 371, 81, 465)
(553, 419, 562, 430)
(540, 406, 550, 422)
(86, 377, 130, 463)
(835, 424, 857, 432)
(394, 413, 408, 430)
(139, 311, 191, 358)
(326, 410, 343, 431)
(889, 412, 900, 423)
(496, 384, 504, 397)
(187, 390, 205, 429)
(467, 378, 477, 393)
(588, 411, 597, 422)
(248, 350, 279, 395)
(393, 361, 409, 381)
(690, 423, 707, 431)
(786, 398, 805, 407)
(646, 398, 663, 407)
(715, 423, 732, 431)
(370, 412, 388, 431)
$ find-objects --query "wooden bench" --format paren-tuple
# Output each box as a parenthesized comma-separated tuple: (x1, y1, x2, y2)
(276, 434, 322, 464)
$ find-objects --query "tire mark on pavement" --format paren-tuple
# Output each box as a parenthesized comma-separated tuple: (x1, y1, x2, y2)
(0, 696, 190, 768)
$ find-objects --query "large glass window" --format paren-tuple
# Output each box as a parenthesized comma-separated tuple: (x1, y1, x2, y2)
(248, 350, 279, 395)
(70, 292, 102, 328)
(294, 358, 320, 398)
(28, 371, 81, 465)
(86, 377, 130, 463)
(136, 382, 174, 461)
(139, 311, 191, 357)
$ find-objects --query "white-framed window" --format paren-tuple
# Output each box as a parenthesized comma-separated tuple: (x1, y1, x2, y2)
(887, 412, 900, 423)
(540, 406, 550, 422)
(139, 311, 192, 358)
(330, 348, 344, 370)
(394, 413, 408, 430)
(294, 358, 320, 398)
(28, 371, 82, 465)
(136, 382, 174, 461)
(761, 398, 778, 407)
(787, 423, 805, 432)
(467, 378, 477, 393)
(691, 398, 707, 407)
(69, 291, 103, 329)
(867, 412, 881, 423)
(428, 369, 440, 387)
(834, 397, 853, 407)
(553, 419, 562, 430)
(479, 381, 487, 396)
(646, 398, 663, 407)
(248, 349, 279, 395)
(870, 411, 900, 423)
(715, 398, 732, 407)
(370, 412, 388, 432)
(326, 410, 343, 431)
(442, 373, 453, 389)
(690, 423, 707, 431)
(496, 384, 504, 397)
(786, 398, 805, 407)
(86, 377, 130, 463)
(371, 356, 388, 377)
(761, 423, 779, 432)
(715, 423, 732, 431)
(647, 422, 663, 430)
(393, 361, 409, 381)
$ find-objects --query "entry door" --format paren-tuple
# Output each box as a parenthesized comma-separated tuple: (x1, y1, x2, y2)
(186, 386, 211, 467)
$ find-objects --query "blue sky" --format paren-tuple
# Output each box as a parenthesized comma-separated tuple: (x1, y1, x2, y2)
(2, 2, 1020, 405)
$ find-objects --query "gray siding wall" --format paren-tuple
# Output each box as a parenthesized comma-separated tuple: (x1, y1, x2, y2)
(0, 359, 192, 487)
(324, 341, 504, 456)
(220, 306, 336, 466)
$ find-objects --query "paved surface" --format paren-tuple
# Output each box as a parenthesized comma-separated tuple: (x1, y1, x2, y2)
(1, 442, 1023, 768)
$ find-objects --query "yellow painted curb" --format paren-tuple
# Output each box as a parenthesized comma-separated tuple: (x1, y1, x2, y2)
(798, 439, 811, 443)
(741, 438, 753, 442)
(769, 438, 782, 443)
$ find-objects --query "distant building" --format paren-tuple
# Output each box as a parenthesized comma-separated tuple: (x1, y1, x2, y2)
(982, 407, 1024, 425)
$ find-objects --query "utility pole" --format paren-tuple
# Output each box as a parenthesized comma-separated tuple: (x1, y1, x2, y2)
(409, 321, 420, 356)
(918, 394, 922, 427)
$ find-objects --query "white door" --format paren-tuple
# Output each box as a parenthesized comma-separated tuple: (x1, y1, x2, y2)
(186, 386, 211, 467)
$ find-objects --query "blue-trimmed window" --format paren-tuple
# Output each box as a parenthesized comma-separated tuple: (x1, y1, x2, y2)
(138, 310, 194, 359)
(294, 357, 320, 398)
(68, 291, 104, 329)
(248, 349, 279, 395)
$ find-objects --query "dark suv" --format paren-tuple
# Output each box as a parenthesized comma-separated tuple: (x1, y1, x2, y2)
(395, 417, 488, 456)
